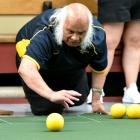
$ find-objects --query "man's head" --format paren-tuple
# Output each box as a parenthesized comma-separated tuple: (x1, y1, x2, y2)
(50, 3, 94, 49)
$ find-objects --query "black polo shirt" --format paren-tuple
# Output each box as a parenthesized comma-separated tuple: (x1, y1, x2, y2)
(16, 9, 107, 90)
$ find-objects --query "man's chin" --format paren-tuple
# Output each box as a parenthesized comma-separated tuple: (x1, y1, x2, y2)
(67, 43, 80, 47)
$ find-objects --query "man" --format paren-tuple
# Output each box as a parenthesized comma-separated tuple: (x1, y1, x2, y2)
(16, 3, 108, 115)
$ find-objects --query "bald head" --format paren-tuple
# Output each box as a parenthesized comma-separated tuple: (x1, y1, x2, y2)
(66, 3, 91, 27)
(50, 3, 93, 48)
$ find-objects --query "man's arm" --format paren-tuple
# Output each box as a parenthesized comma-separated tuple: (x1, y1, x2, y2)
(18, 57, 81, 109)
(91, 72, 109, 114)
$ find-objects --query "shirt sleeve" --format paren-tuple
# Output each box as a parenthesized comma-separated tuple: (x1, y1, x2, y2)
(89, 19, 108, 73)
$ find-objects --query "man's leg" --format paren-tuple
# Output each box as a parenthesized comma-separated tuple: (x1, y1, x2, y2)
(74, 72, 90, 105)
(16, 55, 64, 115)
(122, 21, 140, 103)
(21, 80, 64, 115)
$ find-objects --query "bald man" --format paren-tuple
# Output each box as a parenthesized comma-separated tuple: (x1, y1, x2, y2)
(16, 3, 108, 115)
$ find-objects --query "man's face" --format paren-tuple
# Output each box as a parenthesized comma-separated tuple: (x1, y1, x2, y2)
(63, 17, 88, 47)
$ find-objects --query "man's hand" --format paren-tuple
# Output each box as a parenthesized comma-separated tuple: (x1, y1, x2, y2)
(92, 100, 109, 114)
(92, 93, 109, 115)
(50, 90, 81, 109)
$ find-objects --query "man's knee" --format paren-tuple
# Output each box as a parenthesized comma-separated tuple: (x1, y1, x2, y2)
(31, 107, 63, 116)
(74, 93, 87, 106)
(26, 95, 64, 116)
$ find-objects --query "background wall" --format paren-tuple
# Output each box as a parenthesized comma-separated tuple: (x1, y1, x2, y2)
(0, 16, 34, 34)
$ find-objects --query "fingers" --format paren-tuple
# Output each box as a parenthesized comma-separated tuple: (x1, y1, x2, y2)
(64, 93, 80, 102)
(61, 90, 81, 105)
(66, 90, 81, 101)
(93, 107, 108, 115)
(94, 109, 109, 115)
(59, 90, 81, 108)
(63, 101, 70, 109)
(66, 90, 81, 97)
(51, 90, 82, 108)
(63, 96, 75, 105)
(92, 101, 109, 115)
(102, 109, 110, 115)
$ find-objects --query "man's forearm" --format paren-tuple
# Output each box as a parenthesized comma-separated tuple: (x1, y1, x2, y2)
(91, 72, 106, 90)
(18, 58, 53, 100)
(91, 72, 106, 100)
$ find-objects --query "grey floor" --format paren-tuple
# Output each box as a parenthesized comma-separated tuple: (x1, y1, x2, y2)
(0, 102, 115, 116)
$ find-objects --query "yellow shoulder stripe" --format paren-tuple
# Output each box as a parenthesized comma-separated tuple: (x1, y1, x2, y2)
(16, 39, 30, 57)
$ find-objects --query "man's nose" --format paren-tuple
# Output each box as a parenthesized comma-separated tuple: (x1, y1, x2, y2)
(71, 33, 80, 41)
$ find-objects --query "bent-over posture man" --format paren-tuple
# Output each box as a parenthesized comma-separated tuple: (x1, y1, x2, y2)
(16, 3, 108, 115)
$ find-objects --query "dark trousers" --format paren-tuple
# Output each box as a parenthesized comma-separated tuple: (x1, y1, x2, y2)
(16, 54, 90, 115)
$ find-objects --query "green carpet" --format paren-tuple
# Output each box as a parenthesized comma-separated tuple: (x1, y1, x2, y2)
(0, 113, 140, 140)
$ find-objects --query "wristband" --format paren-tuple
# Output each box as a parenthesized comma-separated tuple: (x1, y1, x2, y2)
(92, 88, 103, 95)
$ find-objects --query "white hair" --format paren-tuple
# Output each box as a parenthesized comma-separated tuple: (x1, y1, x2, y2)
(81, 12, 94, 50)
(49, 6, 94, 50)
